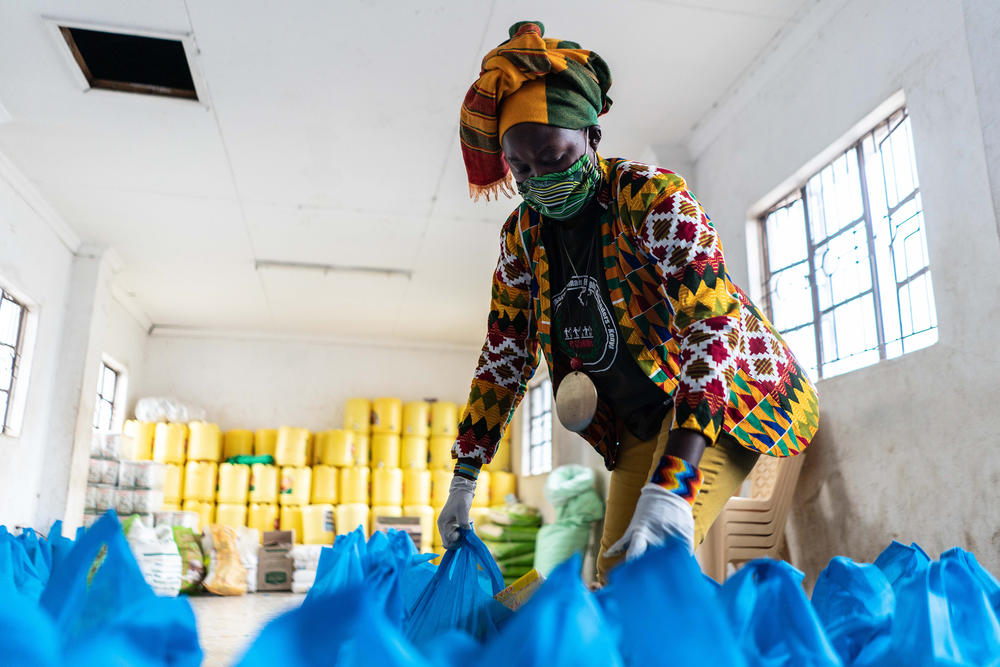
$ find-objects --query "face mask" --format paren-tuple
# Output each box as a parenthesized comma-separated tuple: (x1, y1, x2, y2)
(516, 151, 601, 220)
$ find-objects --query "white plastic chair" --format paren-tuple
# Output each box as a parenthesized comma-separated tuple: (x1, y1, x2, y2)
(698, 451, 806, 583)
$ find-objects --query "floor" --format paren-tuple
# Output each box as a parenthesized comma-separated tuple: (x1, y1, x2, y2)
(190, 592, 305, 666)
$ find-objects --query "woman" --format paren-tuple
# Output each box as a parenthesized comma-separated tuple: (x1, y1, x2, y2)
(438, 21, 819, 584)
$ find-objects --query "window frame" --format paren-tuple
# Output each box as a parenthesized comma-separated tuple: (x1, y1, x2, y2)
(520, 373, 553, 477)
(92, 356, 128, 433)
(758, 106, 936, 381)
(0, 287, 28, 436)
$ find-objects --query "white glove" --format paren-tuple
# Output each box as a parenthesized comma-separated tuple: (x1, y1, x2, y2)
(605, 483, 695, 561)
(437, 475, 476, 549)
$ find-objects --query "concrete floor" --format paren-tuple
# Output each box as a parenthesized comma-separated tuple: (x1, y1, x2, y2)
(190, 592, 305, 666)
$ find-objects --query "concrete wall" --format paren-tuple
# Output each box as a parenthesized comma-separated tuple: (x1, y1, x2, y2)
(0, 153, 149, 531)
(0, 153, 74, 528)
(135, 334, 481, 433)
(690, 0, 1000, 581)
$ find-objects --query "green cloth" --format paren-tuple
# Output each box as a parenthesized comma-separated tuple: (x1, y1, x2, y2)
(225, 455, 274, 466)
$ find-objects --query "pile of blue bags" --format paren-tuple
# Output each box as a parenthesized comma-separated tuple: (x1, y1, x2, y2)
(1, 513, 201, 666)
(3, 509, 1000, 666)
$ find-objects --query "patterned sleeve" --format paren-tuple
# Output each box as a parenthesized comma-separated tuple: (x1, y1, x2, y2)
(453, 209, 540, 464)
(636, 185, 741, 444)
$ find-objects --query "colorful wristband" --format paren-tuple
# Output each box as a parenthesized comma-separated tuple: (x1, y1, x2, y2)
(454, 461, 481, 481)
(650, 454, 704, 506)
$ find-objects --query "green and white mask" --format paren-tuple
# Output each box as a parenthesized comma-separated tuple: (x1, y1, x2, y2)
(516, 152, 601, 220)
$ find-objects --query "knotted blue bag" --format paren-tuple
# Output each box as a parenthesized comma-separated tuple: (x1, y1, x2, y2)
(0, 526, 49, 600)
(39, 511, 202, 666)
(480, 554, 623, 667)
(238, 584, 432, 667)
(884, 546, 1000, 666)
(811, 556, 894, 665)
(307, 526, 366, 601)
(719, 559, 842, 666)
(404, 527, 510, 646)
(596, 538, 746, 666)
(0, 533, 60, 666)
(47, 520, 76, 578)
(872, 540, 930, 589)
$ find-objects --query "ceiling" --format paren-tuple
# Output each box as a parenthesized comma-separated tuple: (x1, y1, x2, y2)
(0, 0, 808, 347)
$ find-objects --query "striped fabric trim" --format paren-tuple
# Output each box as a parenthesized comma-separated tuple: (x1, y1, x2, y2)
(454, 461, 481, 481)
(650, 454, 703, 505)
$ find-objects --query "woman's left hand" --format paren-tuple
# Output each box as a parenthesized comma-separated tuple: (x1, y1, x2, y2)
(605, 483, 695, 561)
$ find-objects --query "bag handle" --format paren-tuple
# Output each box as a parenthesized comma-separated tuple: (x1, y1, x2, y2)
(460, 528, 505, 595)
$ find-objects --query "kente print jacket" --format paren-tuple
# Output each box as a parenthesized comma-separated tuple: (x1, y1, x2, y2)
(454, 157, 819, 471)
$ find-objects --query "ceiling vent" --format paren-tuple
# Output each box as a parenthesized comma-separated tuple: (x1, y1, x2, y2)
(53, 22, 200, 101)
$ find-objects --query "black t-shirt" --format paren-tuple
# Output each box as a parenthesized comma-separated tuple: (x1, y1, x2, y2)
(542, 211, 672, 440)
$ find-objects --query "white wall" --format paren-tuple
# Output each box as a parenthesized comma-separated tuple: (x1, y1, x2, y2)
(0, 154, 74, 528)
(0, 153, 149, 531)
(690, 0, 1000, 581)
(135, 334, 481, 432)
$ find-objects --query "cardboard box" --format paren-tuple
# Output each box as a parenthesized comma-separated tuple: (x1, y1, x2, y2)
(372, 515, 421, 551)
(257, 530, 294, 591)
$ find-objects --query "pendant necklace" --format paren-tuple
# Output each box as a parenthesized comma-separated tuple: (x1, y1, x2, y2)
(553, 219, 600, 433)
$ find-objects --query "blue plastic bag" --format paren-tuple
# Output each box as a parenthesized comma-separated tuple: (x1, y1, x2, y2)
(941, 547, 1000, 618)
(39, 511, 202, 666)
(480, 554, 623, 667)
(595, 541, 734, 662)
(308, 528, 437, 627)
(0, 526, 49, 600)
(0, 573, 60, 666)
(404, 527, 510, 646)
(885, 551, 1000, 666)
(47, 520, 76, 577)
(811, 556, 894, 665)
(873, 541, 930, 589)
(719, 559, 842, 666)
(596, 538, 746, 666)
(307, 527, 366, 601)
(238, 583, 432, 667)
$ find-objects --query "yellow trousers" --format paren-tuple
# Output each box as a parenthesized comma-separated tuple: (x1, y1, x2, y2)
(596, 410, 759, 585)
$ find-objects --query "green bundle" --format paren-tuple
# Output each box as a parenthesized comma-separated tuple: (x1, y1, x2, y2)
(486, 503, 542, 527)
(482, 539, 535, 561)
(477, 523, 540, 543)
(496, 551, 535, 574)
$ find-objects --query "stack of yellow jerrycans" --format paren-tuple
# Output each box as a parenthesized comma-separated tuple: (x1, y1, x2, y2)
(427, 403, 517, 553)
(121, 395, 519, 553)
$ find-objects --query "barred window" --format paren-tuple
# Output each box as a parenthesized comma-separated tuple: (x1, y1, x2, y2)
(761, 108, 937, 381)
(0, 288, 28, 435)
(93, 362, 121, 431)
(521, 377, 553, 476)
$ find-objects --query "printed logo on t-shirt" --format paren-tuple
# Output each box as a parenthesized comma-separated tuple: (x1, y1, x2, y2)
(552, 275, 618, 372)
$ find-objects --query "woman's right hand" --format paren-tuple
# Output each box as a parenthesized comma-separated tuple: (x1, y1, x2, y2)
(437, 475, 476, 548)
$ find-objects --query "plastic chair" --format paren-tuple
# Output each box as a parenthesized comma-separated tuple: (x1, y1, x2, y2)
(697, 451, 806, 583)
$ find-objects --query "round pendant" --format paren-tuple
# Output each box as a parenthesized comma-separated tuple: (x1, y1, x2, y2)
(555, 371, 599, 432)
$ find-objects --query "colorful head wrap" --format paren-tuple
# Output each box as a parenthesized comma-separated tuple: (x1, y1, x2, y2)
(459, 21, 613, 201)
